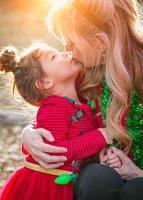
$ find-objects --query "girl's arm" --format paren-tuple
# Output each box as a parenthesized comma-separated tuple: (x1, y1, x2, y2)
(36, 101, 107, 161)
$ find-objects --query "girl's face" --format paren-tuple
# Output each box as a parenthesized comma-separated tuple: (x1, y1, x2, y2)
(64, 40, 81, 64)
(39, 48, 81, 83)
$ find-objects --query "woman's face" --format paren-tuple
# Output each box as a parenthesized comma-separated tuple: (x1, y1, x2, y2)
(63, 38, 102, 68)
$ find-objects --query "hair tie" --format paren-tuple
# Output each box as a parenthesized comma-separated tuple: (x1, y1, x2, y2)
(72, 0, 105, 30)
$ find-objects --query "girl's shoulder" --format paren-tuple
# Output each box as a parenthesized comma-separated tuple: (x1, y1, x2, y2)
(37, 96, 72, 119)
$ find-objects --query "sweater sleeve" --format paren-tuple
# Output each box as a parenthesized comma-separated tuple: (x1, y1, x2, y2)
(52, 129, 106, 161)
(36, 102, 106, 161)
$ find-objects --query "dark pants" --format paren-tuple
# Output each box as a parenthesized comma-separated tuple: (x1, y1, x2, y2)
(74, 163, 143, 200)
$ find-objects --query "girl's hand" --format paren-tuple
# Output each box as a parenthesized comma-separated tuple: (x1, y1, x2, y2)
(111, 147, 143, 180)
(99, 148, 108, 165)
(21, 125, 67, 169)
(99, 147, 122, 168)
(98, 128, 113, 145)
(106, 147, 122, 168)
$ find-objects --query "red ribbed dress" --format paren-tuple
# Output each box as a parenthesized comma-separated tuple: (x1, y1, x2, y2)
(0, 96, 106, 200)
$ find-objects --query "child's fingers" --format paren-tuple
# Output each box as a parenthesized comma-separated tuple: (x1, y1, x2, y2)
(107, 147, 112, 158)
(102, 154, 108, 162)
(99, 148, 107, 163)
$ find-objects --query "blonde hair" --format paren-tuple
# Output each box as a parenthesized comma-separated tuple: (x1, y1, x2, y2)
(48, 0, 143, 149)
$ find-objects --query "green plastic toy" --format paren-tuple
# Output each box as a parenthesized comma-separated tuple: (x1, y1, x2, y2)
(54, 173, 78, 185)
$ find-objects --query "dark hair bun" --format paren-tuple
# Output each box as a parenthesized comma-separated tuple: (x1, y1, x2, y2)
(0, 47, 17, 73)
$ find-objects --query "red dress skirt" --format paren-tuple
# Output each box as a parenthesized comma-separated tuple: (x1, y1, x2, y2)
(0, 166, 74, 200)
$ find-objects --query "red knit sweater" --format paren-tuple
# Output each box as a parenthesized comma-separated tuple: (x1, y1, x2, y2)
(26, 96, 106, 171)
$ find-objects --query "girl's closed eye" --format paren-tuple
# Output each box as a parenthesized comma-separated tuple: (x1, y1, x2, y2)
(47, 51, 57, 61)
(51, 54, 56, 61)
(50, 52, 57, 61)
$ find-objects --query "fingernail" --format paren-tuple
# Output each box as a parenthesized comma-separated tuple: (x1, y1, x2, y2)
(62, 148, 68, 152)
(49, 138, 55, 142)
(59, 162, 64, 165)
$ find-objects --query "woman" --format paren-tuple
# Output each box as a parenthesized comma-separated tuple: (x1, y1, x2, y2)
(22, 0, 143, 199)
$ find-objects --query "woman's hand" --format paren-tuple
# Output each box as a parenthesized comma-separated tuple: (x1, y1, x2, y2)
(110, 147, 143, 180)
(21, 125, 68, 169)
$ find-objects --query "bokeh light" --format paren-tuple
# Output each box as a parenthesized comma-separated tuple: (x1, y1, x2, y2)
(0, 1, 72, 189)
(0, 0, 69, 49)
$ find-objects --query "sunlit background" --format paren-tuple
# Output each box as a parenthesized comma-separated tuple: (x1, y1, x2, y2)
(0, 0, 68, 188)
(0, 0, 67, 48)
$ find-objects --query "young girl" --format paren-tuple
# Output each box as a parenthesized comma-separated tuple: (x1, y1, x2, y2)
(0, 43, 112, 200)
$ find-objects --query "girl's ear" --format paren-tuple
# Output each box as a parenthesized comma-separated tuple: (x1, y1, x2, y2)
(35, 79, 44, 90)
(35, 79, 54, 90)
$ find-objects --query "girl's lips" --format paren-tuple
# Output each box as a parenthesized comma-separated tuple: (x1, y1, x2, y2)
(73, 58, 84, 68)
(70, 58, 84, 71)
(72, 58, 82, 65)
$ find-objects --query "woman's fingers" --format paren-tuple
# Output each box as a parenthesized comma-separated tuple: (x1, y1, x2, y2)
(37, 128, 55, 142)
(32, 155, 65, 169)
(39, 143, 67, 153)
(105, 156, 121, 168)
(109, 162, 122, 168)
(38, 152, 67, 163)
(108, 157, 121, 164)
(107, 153, 117, 160)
